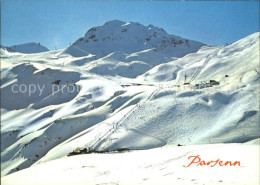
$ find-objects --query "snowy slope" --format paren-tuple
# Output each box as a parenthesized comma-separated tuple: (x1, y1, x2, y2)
(1, 26, 259, 184)
(9, 42, 49, 54)
(140, 32, 260, 84)
(2, 143, 259, 185)
(59, 20, 205, 78)
(34, 32, 259, 166)
(0, 45, 16, 53)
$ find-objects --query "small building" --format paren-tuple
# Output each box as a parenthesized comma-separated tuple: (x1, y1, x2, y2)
(68, 147, 90, 156)
(209, 80, 220, 85)
(195, 80, 219, 89)
(52, 80, 61, 85)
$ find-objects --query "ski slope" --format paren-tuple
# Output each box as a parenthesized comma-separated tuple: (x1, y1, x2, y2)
(2, 142, 259, 185)
(0, 21, 259, 184)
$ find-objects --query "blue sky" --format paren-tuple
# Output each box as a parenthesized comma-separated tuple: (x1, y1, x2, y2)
(1, 0, 259, 50)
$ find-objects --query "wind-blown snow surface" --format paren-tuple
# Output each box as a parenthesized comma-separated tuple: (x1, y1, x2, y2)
(1, 24, 259, 184)
(2, 142, 259, 185)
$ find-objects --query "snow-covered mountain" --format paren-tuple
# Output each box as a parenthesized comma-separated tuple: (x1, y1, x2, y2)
(0, 45, 16, 53)
(58, 20, 206, 78)
(1, 21, 259, 185)
(63, 20, 205, 58)
(9, 42, 49, 54)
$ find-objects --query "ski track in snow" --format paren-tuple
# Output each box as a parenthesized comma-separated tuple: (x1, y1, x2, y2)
(89, 86, 163, 151)
(188, 47, 222, 83)
(1, 21, 259, 184)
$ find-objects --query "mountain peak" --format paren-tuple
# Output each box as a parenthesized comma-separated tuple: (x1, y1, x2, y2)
(9, 42, 49, 54)
(66, 20, 205, 58)
(104, 20, 126, 26)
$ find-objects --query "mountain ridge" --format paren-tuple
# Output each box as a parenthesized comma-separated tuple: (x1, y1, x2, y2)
(0, 21, 259, 181)
(9, 42, 49, 54)
(63, 20, 205, 58)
